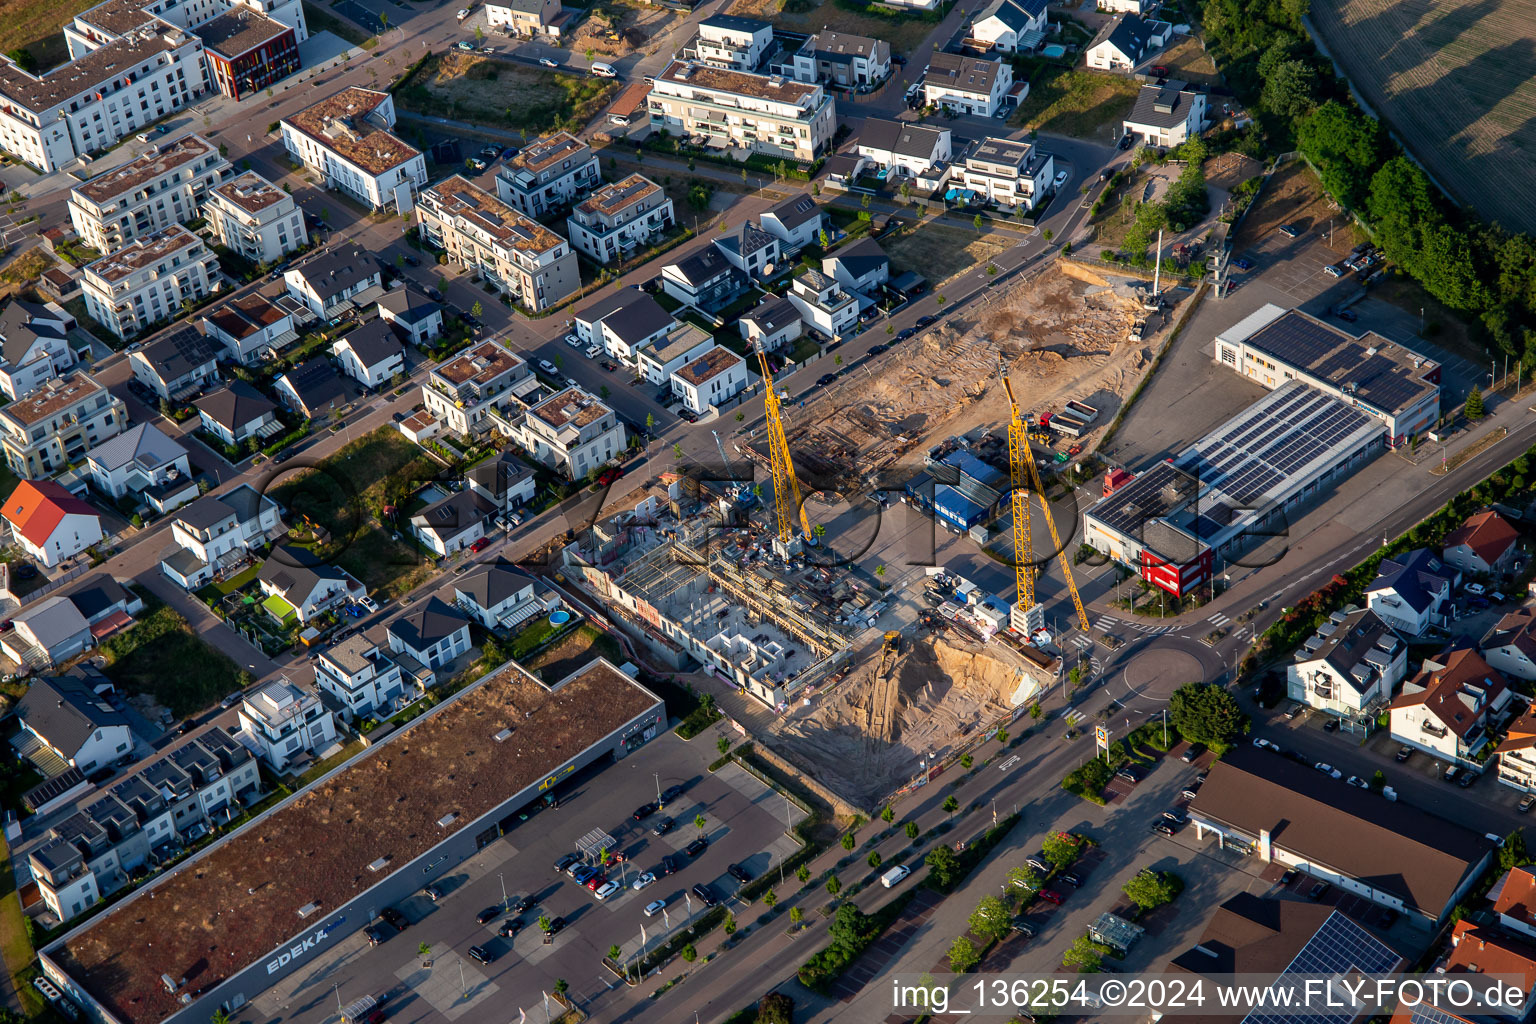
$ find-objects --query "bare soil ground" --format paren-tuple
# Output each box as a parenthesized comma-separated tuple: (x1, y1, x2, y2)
(394, 53, 620, 134)
(1155, 35, 1221, 86)
(567, 0, 681, 60)
(768, 635, 1025, 808)
(884, 222, 1012, 288)
(1229, 160, 1359, 255)
(1310, 0, 1536, 237)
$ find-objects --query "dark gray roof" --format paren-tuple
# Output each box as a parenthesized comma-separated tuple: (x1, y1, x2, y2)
(376, 284, 440, 324)
(176, 483, 270, 532)
(578, 290, 675, 347)
(0, 299, 68, 367)
(717, 221, 778, 263)
(763, 193, 822, 230)
(388, 595, 471, 650)
(135, 325, 221, 383)
(259, 544, 347, 599)
(466, 450, 534, 499)
(218, 482, 270, 525)
(337, 318, 404, 368)
(1097, 13, 1153, 61)
(741, 295, 801, 334)
(195, 379, 277, 431)
(859, 117, 948, 160)
(1307, 607, 1399, 691)
(291, 248, 379, 301)
(412, 489, 495, 541)
(1367, 548, 1456, 614)
(976, 0, 1046, 32)
(278, 357, 346, 416)
(454, 561, 537, 609)
(31, 837, 84, 875)
(17, 675, 130, 756)
(669, 244, 737, 287)
(59, 575, 131, 623)
(1126, 80, 1201, 129)
(700, 12, 770, 32)
(827, 237, 888, 278)
(926, 52, 1003, 95)
(85, 422, 187, 474)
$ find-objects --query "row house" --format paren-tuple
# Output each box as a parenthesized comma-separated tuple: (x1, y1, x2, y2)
(194, 379, 280, 448)
(67, 133, 228, 251)
(81, 225, 219, 340)
(573, 289, 676, 367)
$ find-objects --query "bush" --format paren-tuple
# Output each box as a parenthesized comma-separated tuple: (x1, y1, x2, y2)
(677, 693, 723, 738)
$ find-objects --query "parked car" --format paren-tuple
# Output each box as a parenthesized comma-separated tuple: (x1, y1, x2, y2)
(455, 40, 474, 51)
(1026, 857, 1050, 873)
(1232, 256, 1254, 270)
(897, 328, 916, 340)
(1522, 795, 1536, 814)
(1334, 308, 1358, 323)
(1038, 889, 1065, 905)
(358, 595, 379, 613)
(657, 855, 678, 876)
(423, 885, 444, 901)
(1115, 767, 1141, 784)
(1280, 869, 1297, 886)
(469, 536, 492, 553)
(661, 784, 685, 803)
(632, 802, 657, 820)
(564, 333, 581, 348)
(539, 57, 559, 67)
(538, 359, 559, 375)
(1324, 263, 1346, 278)
(691, 884, 719, 908)
(571, 864, 597, 884)
(364, 924, 389, 946)
(1278, 223, 1302, 238)
(632, 871, 656, 891)
(1180, 745, 1201, 763)
(1151, 822, 1175, 837)
(1058, 872, 1082, 887)
(554, 853, 580, 874)
(1053, 170, 1069, 189)
(1314, 763, 1342, 779)
(684, 837, 708, 857)
(1323, 719, 1338, 732)
(727, 863, 753, 883)
(651, 816, 674, 837)
(1396, 746, 1413, 762)
(585, 872, 607, 891)
(1118, 133, 1134, 150)
(544, 916, 567, 936)
(644, 898, 668, 916)
(868, 343, 889, 355)
(1458, 770, 1477, 788)
(817, 373, 837, 387)
(916, 315, 936, 327)
(1308, 881, 1331, 901)
(476, 906, 500, 924)
(1345, 775, 1369, 789)
(594, 881, 620, 900)
(498, 919, 522, 938)
(381, 907, 409, 931)
(467, 945, 495, 965)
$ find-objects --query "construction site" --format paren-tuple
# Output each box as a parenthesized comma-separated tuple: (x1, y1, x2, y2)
(563, 262, 1191, 810)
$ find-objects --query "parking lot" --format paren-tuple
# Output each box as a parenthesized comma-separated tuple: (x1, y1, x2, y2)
(243, 731, 805, 1024)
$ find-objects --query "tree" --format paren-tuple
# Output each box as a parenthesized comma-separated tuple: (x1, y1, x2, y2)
(789, 905, 805, 927)
(960, 753, 973, 769)
(973, 213, 983, 232)
(645, 412, 656, 435)
(969, 895, 1012, 944)
(717, 736, 731, 756)
(474, 25, 484, 42)
(819, 228, 830, 248)
(1043, 229, 1053, 242)
(900, 182, 911, 202)
(1063, 935, 1110, 972)
(942, 795, 959, 816)
(759, 992, 795, 1024)
(948, 935, 982, 973)
(797, 864, 811, 883)
(881, 805, 895, 823)
(812, 523, 826, 541)
(926, 845, 960, 888)
(1169, 681, 1246, 750)
(380, 10, 389, 29)
(868, 850, 882, 868)
(210, 1010, 232, 1024)
(554, 979, 570, 999)
(537, 916, 552, 933)
(1005, 865, 1040, 895)
(1041, 833, 1081, 871)
(1296, 101, 1380, 211)
(6, 48, 36, 73)
(996, 728, 1008, 743)
(1466, 385, 1485, 420)
(553, 352, 563, 370)
(681, 944, 697, 962)
(673, 443, 684, 459)
(694, 812, 707, 835)
(608, 943, 623, 961)
(905, 821, 920, 840)
(861, 193, 871, 210)
(471, 300, 483, 318)
(1122, 868, 1179, 912)
(599, 385, 610, 400)
(841, 832, 857, 851)
(825, 874, 842, 896)
(1500, 831, 1531, 873)
(1260, 59, 1319, 121)
(763, 889, 778, 908)
(875, 565, 887, 577)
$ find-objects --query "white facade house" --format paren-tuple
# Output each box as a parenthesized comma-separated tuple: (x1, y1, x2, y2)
(715, 221, 782, 279)
(2, 479, 104, 568)
(573, 289, 677, 366)
(1496, 708, 1536, 794)
(81, 226, 220, 340)
(785, 269, 858, 339)
(67, 134, 229, 252)
(313, 634, 407, 719)
(660, 244, 748, 313)
(1086, 14, 1169, 72)
(953, 136, 1055, 210)
(789, 31, 891, 90)
(200, 291, 298, 365)
(15, 674, 134, 776)
(410, 489, 494, 557)
(236, 678, 337, 772)
(420, 340, 537, 437)
(503, 387, 626, 480)
(484, 0, 562, 37)
(0, 372, 128, 481)
(689, 14, 774, 71)
(84, 422, 193, 504)
(493, 131, 600, 218)
(636, 322, 714, 386)
(671, 346, 747, 414)
(822, 237, 890, 295)
(739, 295, 802, 352)
(331, 319, 404, 390)
(1365, 548, 1458, 636)
(387, 597, 473, 672)
(1390, 648, 1513, 768)
(856, 118, 952, 180)
(565, 175, 676, 264)
(162, 484, 281, 588)
(194, 380, 280, 448)
(205, 170, 308, 265)
(465, 451, 537, 516)
(760, 193, 827, 251)
(1442, 510, 1520, 576)
(923, 53, 1013, 117)
(281, 87, 426, 211)
(1123, 80, 1207, 148)
(282, 247, 382, 318)
(0, 299, 78, 401)
(257, 544, 365, 623)
(1285, 608, 1405, 725)
(377, 286, 442, 346)
(127, 323, 222, 400)
(452, 562, 544, 629)
(1482, 610, 1536, 684)
(971, 0, 1048, 53)
(648, 60, 836, 164)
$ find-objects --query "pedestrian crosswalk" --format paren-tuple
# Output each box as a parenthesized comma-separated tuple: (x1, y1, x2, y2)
(1068, 634, 1093, 651)
(1208, 611, 1231, 627)
(1094, 615, 1120, 632)
(1065, 709, 1087, 727)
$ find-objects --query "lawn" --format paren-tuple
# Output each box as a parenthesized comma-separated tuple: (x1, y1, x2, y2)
(99, 603, 254, 718)
(769, 0, 946, 54)
(1010, 67, 1140, 138)
(394, 53, 622, 135)
(524, 623, 623, 681)
(884, 222, 1012, 287)
(0, 839, 36, 1016)
(0, 0, 94, 69)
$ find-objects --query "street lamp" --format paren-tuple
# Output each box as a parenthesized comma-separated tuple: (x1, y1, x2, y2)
(653, 771, 662, 808)
(497, 872, 507, 910)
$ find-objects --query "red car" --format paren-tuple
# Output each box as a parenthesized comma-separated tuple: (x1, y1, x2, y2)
(597, 466, 624, 487)
(585, 873, 607, 891)
(470, 536, 492, 553)
(1038, 889, 1065, 905)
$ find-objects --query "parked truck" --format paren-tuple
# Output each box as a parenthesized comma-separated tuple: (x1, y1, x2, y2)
(1064, 399, 1099, 423)
(1050, 412, 1090, 438)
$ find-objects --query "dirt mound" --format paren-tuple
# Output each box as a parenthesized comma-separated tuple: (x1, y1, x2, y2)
(930, 640, 1024, 704)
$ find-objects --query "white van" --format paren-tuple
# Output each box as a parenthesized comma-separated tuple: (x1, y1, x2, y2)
(591, 62, 617, 78)
(880, 865, 911, 888)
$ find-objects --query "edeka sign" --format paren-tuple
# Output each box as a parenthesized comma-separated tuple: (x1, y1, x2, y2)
(266, 916, 346, 974)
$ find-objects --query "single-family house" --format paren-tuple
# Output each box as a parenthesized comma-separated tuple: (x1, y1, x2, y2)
(282, 248, 383, 319)
(636, 322, 715, 386)
(1284, 607, 1405, 726)
(195, 381, 281, 449)
(0, 299, 78, 401)
(314, 633, 410, 719)
(739, 295, 803, 353)
(822, 237, 890, 295)
(785, 269, 859, 340)
(465, 450, 537, 516)
(922, 53, 1014, 117)
(671, 346, 748, 415)
(387, 597, 473, 673)
(1483, 609, 1536, 683)
(376, 285, 443, 346)
(1494, 866, 1536, 942)
(128, 325, 222, 401)
(715, 222, 782, 280)
(410, 489, 497, 557)
(3, 597, 94, 668)
(1442, 509, 1521, 576)
(573, 290, 676, 366)
(1365, 547, 1458, 636)
(660, 245, 748, 312)
(1390, 647, 1513, 768)
(15, 674, 134, 774)
(162, 484, 282, 589)
(971, 0, 1048, 53)
(485, 0, 563, 38)
(952, 136, 1056, 210)
(789, 31, 891, 89)
(2, 479, 104, 568)
(84, 423, 197, 513)
(760, 193, 827, 251)
(856, 118, 953, 181)
(236, 677, 337, 772)
(257, 544, 366, 623)
(1086, 13, 1168, 72)
(200, 291, 298, 365)
(1123, 79, 1207, 148)
(453, 561, 549, 630)
(274, 357, 347, 420)
(1496, 706, 1536, 794)
(331, 319, 405, 390)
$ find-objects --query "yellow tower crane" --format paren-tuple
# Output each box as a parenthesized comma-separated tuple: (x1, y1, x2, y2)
(758, 346, 813, 546)
(998, 358, 1091, 635)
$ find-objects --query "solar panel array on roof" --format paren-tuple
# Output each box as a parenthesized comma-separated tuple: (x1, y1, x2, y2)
(1243, 911, 1400, 1024)
(1243, 311, 1433, 415)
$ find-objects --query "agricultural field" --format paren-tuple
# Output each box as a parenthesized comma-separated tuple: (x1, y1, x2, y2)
(394, 53, 621, 135)
(1310, 0, 1536, 236)
(1010, 67, 1139, 138)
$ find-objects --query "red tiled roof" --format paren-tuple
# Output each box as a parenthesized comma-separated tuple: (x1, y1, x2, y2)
(1447, 919, 1536, 981)
(1444, 509, 1519, 565)
(1493, 866, 1536, 925)
(1390, 648, 1509, 739)
(2, 480, 99, 547)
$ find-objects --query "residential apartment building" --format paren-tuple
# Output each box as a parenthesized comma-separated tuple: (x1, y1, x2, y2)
(671, 345, 747, 414)
(67, 133, 228, 251)
(236, 677, 336, 771)
(162, 483, 281, 588)
(493, 131, 599, 218)
(922, 53, 1013, 117)
(686, 14, 773, 71)
(196, 7, 301, 99)
(788, 31, 890, 90)
(0, 372, 127, 480)
(421, 339, 536, 437)
(80, 225, 219, 339)
(1390, 648, 1513, 768)
(205, 170, 307, 264)
(280, 87, 426, 211)
(953, 136, 1055, 209)
(418, 176, 580, 312)
(1496, 706, 1536, 794)
(313, 634, 407, 719)
(648, 60, 836, 164)
(0, 299, 78, 401)
(0, 16, 209, 173)
(506, 387, 626, 480)
(785, 269, 858, 339)
(566, 174, 675, 264)
(1285, 607, 1405, 728)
